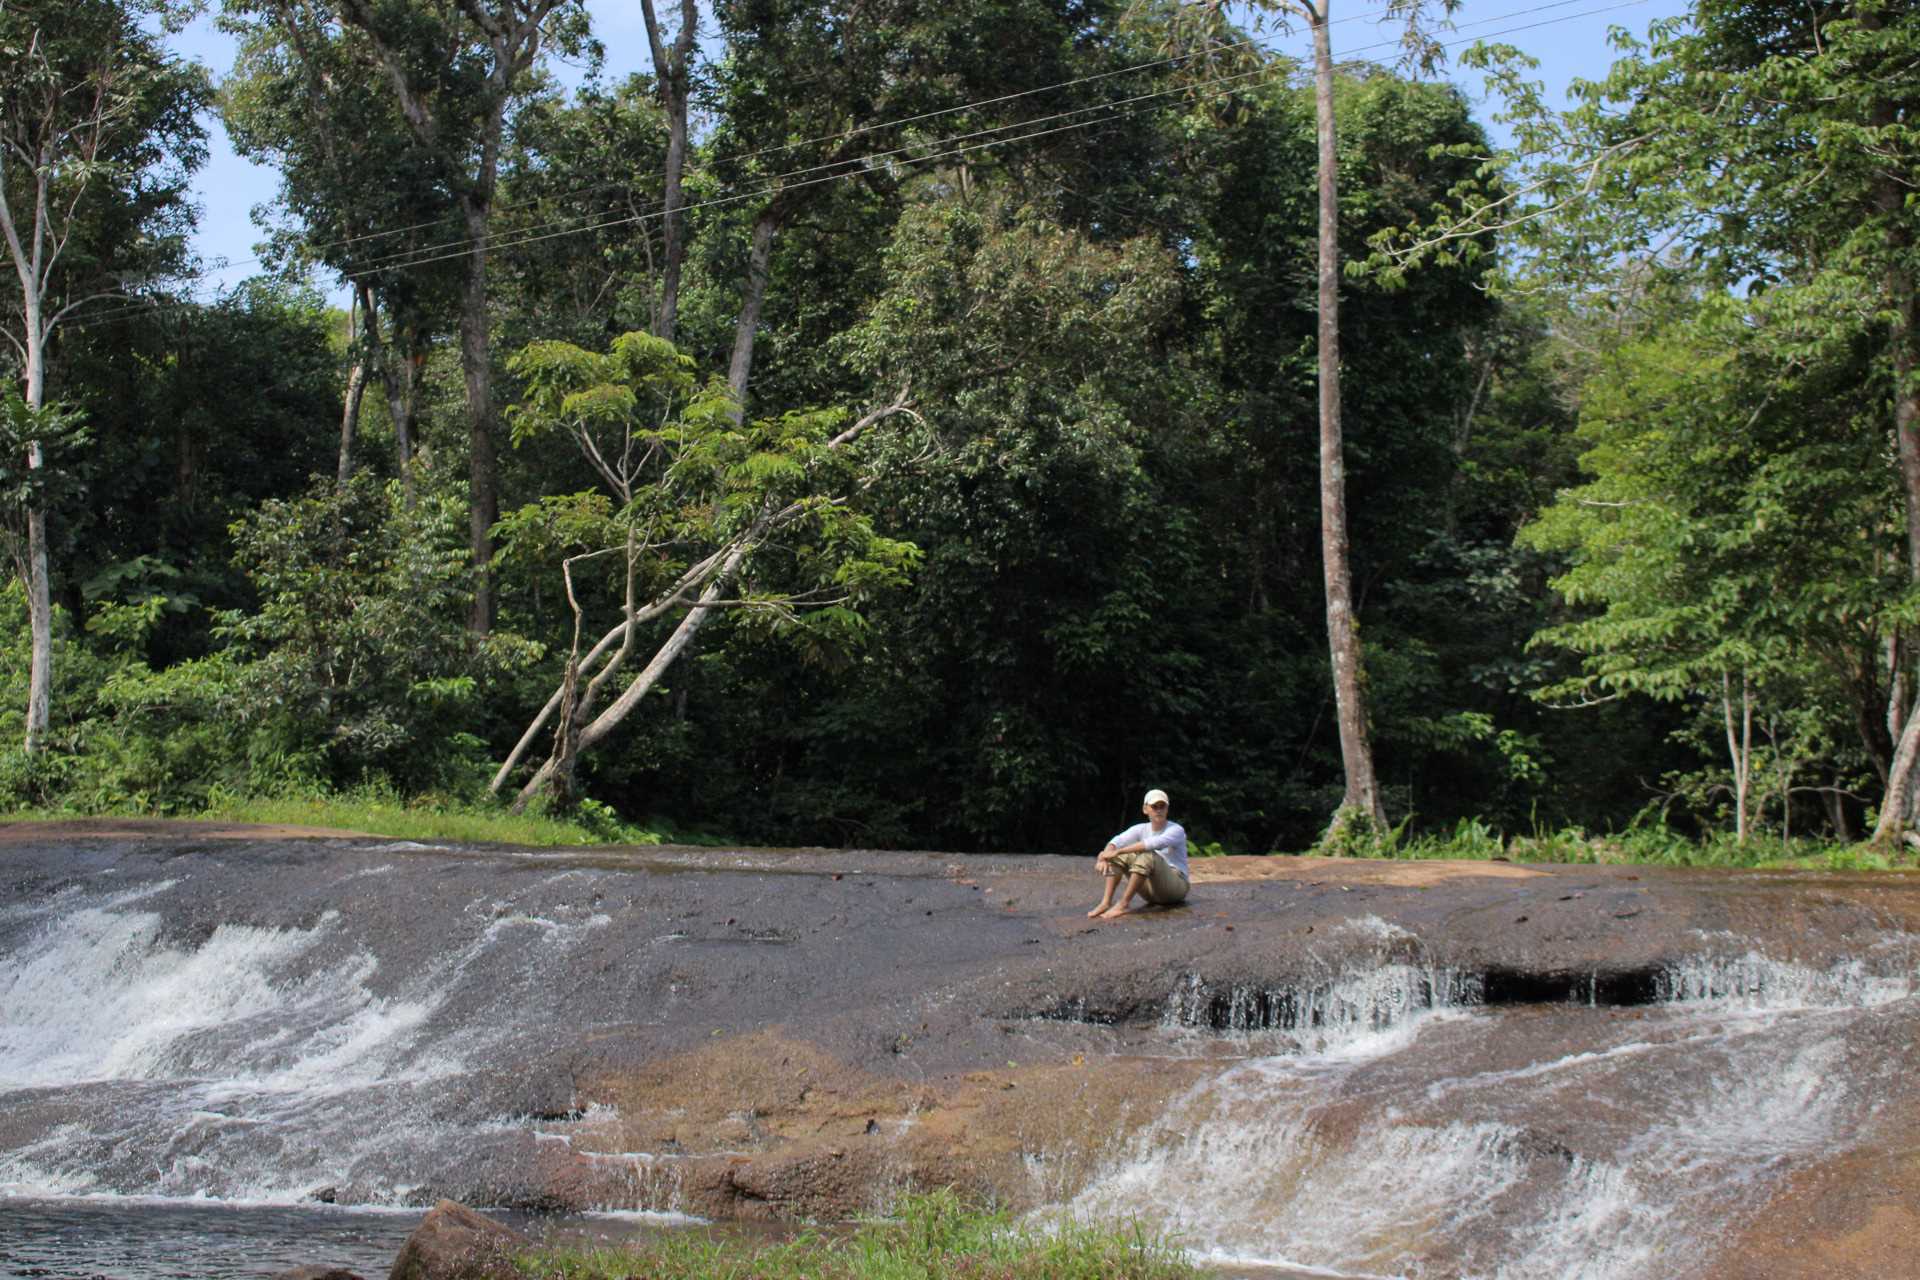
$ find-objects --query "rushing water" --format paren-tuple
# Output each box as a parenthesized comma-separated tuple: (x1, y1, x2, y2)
(4, 858, 1915, 1279)
(0, 1198, 415, 1279)
(0, 1198, 762, 1280)
(0, 866, 618, 1206)
(1063, 942, 1916, 1279)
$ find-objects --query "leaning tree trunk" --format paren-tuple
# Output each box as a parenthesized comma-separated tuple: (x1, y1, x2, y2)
(488, 542, 729, 795)
(512, 535, 756, 810)
(505, 181, 836, 807)
(1310, 1, 1385, 831)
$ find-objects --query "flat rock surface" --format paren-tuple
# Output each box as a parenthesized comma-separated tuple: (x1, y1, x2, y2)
(4, 827, 1916, 1276)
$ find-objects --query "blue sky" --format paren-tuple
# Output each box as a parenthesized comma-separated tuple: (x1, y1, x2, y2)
(171, 0, 1693, 303)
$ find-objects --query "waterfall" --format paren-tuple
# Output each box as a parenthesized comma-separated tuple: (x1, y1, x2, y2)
(1062, 952, 1915, 1279)
(0, 866, 606, 1206)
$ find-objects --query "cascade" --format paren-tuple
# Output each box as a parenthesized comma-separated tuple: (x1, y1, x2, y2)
(1064, 953, 1915, 1279)
(0, 866, 608, 1205)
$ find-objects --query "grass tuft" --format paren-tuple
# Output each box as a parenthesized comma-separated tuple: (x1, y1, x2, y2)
(514, 1189, 1206, 1279)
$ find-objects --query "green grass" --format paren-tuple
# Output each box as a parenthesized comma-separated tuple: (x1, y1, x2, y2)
(0, 785, 669, 848)
(515, 1189, 1207, 1280)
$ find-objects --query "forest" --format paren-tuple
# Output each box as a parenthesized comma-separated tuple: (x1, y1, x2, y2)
(1, 0, 1915, 860)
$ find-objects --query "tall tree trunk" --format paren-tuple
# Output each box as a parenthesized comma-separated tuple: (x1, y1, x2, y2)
(338, 293, 367, 486)
(1883, 629, 1905, 779)
(641, 0, 697, 343)
(338, 0, 536, 635)
(458, 196, 499, 635)
(1870, 62, 1920, 847)
(361, 286, 417, 500)
(1723, 670, 1752, 843)
(1310, 1, 1384, 830)
(1872, 264, 1920, 846)
(1866, 7, 1920, 846)
(23, 492, 48, 753)
(20, 309, 50, 754)
(727, 209, 781, 415)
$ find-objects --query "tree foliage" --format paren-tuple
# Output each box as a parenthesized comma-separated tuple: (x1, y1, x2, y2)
(14, 0, 1919, 856)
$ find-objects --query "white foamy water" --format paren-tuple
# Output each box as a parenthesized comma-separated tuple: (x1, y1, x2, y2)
(1161, 963, 1480, 1057)
(1655, 950, 1912, 1010)
(0, 905, 436, 1089)
(1064, 954, 1916, 1280)
(0, 875, 620, 1205)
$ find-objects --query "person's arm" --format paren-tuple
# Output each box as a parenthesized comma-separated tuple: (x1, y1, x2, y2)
(1096, 823, 1141, 866)
(1139, 825, 1179, 853)
(1101, 824, 1152, 860)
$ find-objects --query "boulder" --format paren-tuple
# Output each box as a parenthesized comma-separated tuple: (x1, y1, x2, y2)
(387, 1200, 532, 1280)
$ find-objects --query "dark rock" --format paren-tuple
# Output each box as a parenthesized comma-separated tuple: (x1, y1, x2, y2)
(386, 1200, 531, 1280)
(271, 1269, 364, 1280)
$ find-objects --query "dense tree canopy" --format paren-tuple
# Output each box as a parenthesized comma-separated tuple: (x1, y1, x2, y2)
(2, 0, 1915, 857)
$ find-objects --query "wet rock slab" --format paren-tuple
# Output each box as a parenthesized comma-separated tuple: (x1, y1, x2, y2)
(3, 825, 1917, 1277)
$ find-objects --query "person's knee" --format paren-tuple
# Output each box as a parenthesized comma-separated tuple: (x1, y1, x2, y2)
(1145, 868, 1189, 905)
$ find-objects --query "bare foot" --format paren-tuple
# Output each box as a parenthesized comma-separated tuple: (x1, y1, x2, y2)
(1087, 904, 1112, 918)
(1097, 905, 1136, 920)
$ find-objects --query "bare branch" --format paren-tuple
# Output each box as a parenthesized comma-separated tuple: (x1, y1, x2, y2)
(829, 383, 921, 449)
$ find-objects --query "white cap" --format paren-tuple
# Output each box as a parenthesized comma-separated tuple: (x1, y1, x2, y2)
(1143, 789, 1170, 807)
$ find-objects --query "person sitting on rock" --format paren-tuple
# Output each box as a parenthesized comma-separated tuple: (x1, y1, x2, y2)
(1088, 788, 1189, 920)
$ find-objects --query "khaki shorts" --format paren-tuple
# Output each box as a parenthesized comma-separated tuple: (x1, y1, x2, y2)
(1103, 849, 1190, 905)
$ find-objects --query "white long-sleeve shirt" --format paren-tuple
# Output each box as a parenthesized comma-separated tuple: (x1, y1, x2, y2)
(1108, 820, 1189, 878)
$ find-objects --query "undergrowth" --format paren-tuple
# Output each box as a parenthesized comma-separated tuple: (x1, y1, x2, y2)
(1302, 815, 1912, 871)
(515, 1189, 1204, 1280)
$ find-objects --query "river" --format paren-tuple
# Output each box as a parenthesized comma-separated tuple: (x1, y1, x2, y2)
(3, 829, 1915, 1277)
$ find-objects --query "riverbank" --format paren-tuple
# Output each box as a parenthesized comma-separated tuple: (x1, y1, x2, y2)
(4, 804, 1915, 871)
(0, 795, 670, 848)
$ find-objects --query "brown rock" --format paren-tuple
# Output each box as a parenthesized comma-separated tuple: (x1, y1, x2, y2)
(567, 1030, 1208, 1221)
(387, 1200, 531, 1280)
(1703, 1116, 1920, 1280)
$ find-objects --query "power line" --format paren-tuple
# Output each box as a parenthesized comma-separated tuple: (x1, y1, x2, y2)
(235, 0, 1413, 266)
(311, 0, 1637, 281)
(60, 0, 1652, 334)
(340, 65, 1260, 277)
